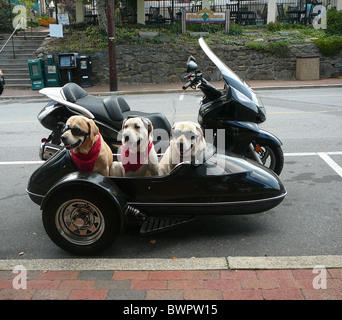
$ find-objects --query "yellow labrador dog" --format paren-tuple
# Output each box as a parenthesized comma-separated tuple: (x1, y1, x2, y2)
(61, 115, 113, 176)
(111, 116, 159, 177)
(159, 121, 206, 174)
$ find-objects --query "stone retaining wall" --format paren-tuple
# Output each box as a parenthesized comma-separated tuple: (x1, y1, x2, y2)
(50, 43, 342, 85)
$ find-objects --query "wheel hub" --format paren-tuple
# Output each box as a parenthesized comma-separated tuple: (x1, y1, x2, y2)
(71, 208, 93, 229)
(56, 200, 105, 246)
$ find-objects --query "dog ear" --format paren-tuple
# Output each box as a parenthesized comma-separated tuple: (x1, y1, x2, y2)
(87, 118, 99, 140)
(141, 117, 153, 135)
(122, 117, 128, 129)
(194, 123, 206, 148)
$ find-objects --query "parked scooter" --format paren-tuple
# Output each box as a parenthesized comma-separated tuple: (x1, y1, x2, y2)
(37, 38, 283, 175)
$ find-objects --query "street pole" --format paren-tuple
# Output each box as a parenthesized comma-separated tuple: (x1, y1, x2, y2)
(107, 0, 118, 91)
(54, 0, 58, 24)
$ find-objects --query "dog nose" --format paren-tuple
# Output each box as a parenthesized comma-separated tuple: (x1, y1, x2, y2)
(61, 135, 67, 144)
(124, 135, 130, 142)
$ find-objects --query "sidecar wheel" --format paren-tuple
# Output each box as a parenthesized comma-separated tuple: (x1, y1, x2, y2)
(42, 189, 123, 256)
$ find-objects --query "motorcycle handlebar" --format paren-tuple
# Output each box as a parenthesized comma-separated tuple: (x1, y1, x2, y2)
(182, 81, 192, 90)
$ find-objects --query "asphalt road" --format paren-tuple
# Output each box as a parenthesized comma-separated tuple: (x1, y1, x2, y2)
(0, 87, 342, 259)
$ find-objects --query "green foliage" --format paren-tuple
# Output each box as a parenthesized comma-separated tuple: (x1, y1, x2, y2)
(115, 27, 140, 44)
(326, 8, 342, 35)
(46, 16, 342, 55)
(312, 9, 342, 56)
(229, 22, 244, 36)
(266, 40, 290, 56)
(246, 41, 266, 51)
(0, 3, 12, 31)
(267, 22, 282, 32)
(246, 40, 290, 57)
(313, 37, 342, 56)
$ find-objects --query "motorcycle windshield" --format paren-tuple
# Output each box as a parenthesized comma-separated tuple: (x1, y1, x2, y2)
(199, 37, 255, 102)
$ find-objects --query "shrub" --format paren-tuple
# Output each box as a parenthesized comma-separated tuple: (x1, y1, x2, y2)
(229, 22, 243, 36)
(326, 8, 342, 35)
(246, 40, 290, 57)
(267, 21, 282, 32)
(0, 3, 12, 31)
(246, 41, 266, 51)
(266, 40, 290, 57)
(314, 37, 342, 56)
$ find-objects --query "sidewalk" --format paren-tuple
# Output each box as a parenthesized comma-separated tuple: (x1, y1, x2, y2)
(1, 256, 342, 300)
(1, 78, 342, 99)
(0, 256, 342, 301)
(1, 78, 342, 301)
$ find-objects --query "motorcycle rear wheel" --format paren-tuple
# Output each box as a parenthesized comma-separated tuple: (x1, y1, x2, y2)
(252, 140, 284, 175)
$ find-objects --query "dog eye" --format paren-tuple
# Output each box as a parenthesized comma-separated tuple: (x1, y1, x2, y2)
(71, 127, 83, 136)
(134, 124, 140, 129)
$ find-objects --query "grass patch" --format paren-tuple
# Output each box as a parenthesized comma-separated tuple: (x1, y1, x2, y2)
(246, 40, 291, 57)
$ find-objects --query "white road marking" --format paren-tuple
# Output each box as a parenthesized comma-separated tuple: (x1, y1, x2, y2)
(0, 161, 43, 165)
(1, 152, 342, 178)
(284, 151, 342, 157)
(284, 152, 318, 157)
(317, 152, 342, 178)
(179, 93, 184, 101)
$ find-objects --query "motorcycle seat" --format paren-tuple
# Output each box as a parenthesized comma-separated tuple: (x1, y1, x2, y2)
(102, 96, 130, 121)
(61, 83, 171, 134)
(61, 82, 88, 102)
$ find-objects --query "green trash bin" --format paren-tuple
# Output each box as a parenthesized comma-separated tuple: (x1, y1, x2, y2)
(44, 54, 62, 87)
(28, 59, 45, 90)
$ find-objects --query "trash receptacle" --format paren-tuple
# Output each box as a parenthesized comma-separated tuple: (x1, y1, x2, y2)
(28, 59, 45, 90)
(44, 54, 62, 87)
(77, 55, 92, 87)
(296, 55, 320, 81)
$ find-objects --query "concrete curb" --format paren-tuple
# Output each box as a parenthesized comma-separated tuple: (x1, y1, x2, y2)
(1, 255, 342, 271)
(1, 83, 342, 100)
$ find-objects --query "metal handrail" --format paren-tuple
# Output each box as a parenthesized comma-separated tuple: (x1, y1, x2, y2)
(0, 17, 24, 59)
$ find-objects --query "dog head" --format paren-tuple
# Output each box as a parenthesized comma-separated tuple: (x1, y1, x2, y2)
(121, 117, 153, 154)
(61, 115, 99, 153)
(170, 121, 206, 158)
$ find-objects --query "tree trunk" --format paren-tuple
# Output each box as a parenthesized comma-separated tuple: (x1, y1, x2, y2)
(97, 0, 107, 33)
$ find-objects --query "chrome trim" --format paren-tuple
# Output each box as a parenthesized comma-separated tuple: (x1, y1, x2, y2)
(127, 192, 287, 207)
(26, 189, 44, 200)
(39, 143, 63, 161)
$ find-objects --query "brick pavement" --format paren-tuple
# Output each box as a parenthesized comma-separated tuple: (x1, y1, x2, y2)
(1, 268, 342, 300)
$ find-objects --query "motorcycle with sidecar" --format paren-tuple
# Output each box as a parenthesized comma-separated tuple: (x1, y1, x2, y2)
(26, 38, 287, 255)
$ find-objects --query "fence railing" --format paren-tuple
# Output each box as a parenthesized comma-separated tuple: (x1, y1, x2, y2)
(143, 0, 338, 26)
(0, 17, 25, 59)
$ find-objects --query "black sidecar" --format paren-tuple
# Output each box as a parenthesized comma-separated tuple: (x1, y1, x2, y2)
(27, 147, 286, 255)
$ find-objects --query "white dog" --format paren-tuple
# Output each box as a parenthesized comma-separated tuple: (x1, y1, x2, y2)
(110, 116, 159, 177)
(159, 121, 206, 175)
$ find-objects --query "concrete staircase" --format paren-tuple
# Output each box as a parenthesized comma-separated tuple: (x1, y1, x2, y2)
(0, 30, 49, 89)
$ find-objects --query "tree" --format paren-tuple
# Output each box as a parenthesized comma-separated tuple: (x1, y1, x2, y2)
(96, 0, 107, 33)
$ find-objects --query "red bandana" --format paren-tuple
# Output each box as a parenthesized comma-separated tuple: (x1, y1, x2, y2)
(71, 133, 102, 172)
(121, 140, 153, 173)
